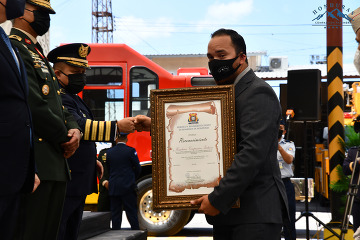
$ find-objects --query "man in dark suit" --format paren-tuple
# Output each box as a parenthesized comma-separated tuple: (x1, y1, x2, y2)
(191, 28, 288, 240)
(0, 1, 39, 239)
(47, 43, 137, 240)
(107, 133, 141, 230)
(10, 1, 82, 239)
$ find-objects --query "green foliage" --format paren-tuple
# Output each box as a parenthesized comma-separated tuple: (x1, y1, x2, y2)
(343, 125, 360, 150)
(329, 165, 351, 193)
(329, 165, 351, 216)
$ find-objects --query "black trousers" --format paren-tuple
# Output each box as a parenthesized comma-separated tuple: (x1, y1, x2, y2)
(352, 201, 360, 232)
(282, 178, 296, 240)
(57, 195, 86, 240)
(0, 193, 21, 240)
(213, 223, 282, 240)
(110, 190, 139, 230)
(14, 181, 66, 240)
(98, 191, 110, 212)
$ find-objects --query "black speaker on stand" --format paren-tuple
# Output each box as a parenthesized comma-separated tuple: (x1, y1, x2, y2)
(287, 69, 340, 240)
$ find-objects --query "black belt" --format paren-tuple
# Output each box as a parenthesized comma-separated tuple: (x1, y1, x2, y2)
(282, 177, 291, 182)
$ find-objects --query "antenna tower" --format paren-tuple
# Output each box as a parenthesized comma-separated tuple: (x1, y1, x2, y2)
(92, 0, 113, 43)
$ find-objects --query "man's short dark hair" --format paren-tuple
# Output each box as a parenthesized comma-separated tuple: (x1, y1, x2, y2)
(211, 28, 247, 56)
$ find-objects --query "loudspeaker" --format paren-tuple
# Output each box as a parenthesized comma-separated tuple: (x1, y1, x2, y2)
(287, 69, 321, 121)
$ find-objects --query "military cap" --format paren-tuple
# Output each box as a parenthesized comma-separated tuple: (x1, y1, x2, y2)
(348, 7, 360, 33)
(47, 43, 91, 69)
(26, 0, 55, 14)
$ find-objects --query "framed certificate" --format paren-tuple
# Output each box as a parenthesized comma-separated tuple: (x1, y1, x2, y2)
(150, 85, 236, 210)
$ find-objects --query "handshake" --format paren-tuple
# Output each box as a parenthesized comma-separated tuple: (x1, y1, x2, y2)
(116, 115, 151, 133)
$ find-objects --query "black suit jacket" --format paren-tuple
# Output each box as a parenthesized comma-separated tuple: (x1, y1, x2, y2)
(207, 69, 288, 225)
(0, 31, 34, 195)
(107, 143, 141, 196)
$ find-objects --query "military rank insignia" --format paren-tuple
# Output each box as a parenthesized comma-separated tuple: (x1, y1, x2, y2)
(79, 44, 90, 58)
(188, 113, 199, 124)
(42, 84, 50, 95)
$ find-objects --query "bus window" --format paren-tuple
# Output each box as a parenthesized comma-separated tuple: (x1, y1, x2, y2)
(82, 66, 124, 121)
(130, 67, 158, 117)
(86, 67, 123, 85)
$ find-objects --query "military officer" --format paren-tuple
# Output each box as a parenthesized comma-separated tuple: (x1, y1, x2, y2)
(47, 43, 137, 240)
(10, 1, 82, 239)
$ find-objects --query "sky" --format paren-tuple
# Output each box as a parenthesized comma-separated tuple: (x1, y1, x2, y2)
(49, 0, 360, 67)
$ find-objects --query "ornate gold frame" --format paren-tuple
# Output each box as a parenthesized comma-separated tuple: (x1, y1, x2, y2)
(151, 85, 236, 210)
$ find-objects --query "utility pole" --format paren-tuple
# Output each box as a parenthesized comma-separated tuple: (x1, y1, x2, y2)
(92, 0, 113, 43)
(325, 0, 345, 238)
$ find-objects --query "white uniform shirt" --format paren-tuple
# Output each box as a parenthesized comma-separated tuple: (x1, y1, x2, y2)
(277, 137, 296, 178)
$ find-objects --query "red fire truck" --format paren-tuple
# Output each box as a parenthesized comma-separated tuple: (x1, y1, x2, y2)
(81, 43, 215, 236)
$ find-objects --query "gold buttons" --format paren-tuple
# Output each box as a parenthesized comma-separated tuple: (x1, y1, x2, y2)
(65, 120, 67, 124)
(39, 138, 43, 141)
(57, 90, 60, 95)
(53, 77, 56, 81)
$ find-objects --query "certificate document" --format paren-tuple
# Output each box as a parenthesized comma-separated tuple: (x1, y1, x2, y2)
(151, 85, 235, 209)
(164, 101, 223, 196)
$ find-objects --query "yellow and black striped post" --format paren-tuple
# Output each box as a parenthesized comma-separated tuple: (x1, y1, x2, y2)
(325, 0, 345, 232)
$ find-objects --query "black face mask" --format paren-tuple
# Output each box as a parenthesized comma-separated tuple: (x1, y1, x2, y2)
(0, 0, 26, 20)
(29, 10, 50, 36)
(278, 129, 284, 139)
(208, 56, 241, 85)
(60, 71, 86, 94)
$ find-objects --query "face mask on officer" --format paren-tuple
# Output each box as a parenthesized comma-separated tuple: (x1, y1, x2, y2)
(208, 55, 241, 85)
(23, 8, 50, 36)
(59, 70, 86, 94)
(354, 48, 360, 74)
(0, 0, 26, 20)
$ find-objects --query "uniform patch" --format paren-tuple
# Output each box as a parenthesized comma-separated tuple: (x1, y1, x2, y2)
(42, 85, 50, 95)
(25, 38, 31, 44)
(9, 35, 22, 42)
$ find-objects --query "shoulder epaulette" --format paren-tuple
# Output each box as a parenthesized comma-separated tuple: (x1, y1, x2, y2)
(9, 35, 22, 42)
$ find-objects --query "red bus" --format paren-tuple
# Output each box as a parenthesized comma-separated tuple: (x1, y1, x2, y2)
(81, 43, 215, 236)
